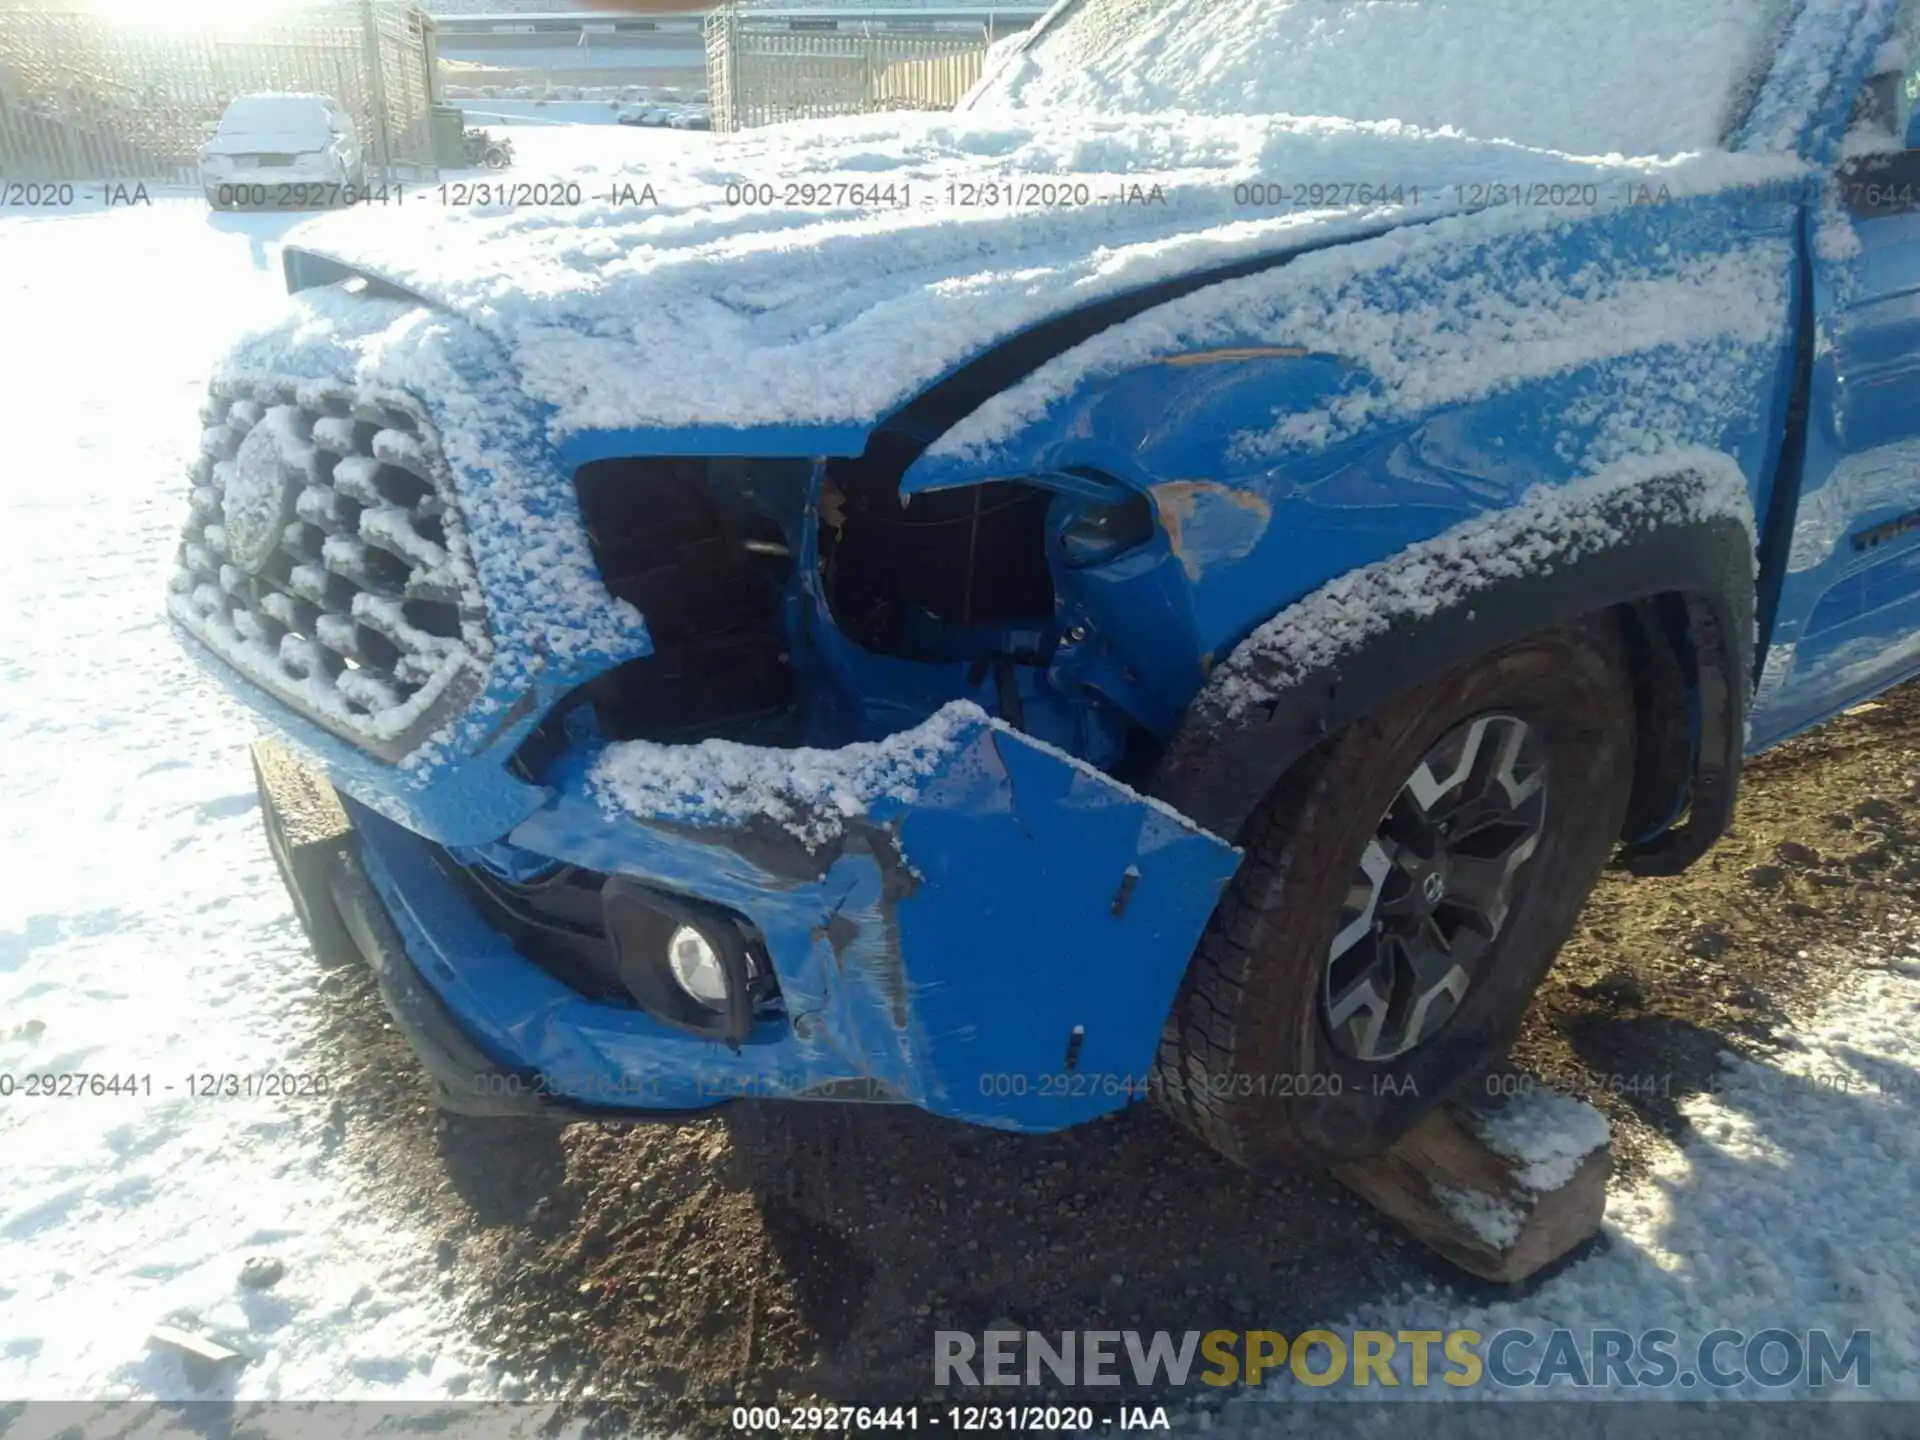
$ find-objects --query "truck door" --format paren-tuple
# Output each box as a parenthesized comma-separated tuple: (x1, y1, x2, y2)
(1750, 2, 1920, 747)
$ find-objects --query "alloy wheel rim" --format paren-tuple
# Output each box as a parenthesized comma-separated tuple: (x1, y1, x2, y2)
(1321, 713, 1550, 1063)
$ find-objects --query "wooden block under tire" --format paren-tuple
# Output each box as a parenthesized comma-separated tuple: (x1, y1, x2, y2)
(250, 738, 358, 967)
(1332, 1087, 1611, 1283)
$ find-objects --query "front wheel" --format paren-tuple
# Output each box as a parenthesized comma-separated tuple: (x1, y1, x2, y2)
(1153, 622, 1634, 1169)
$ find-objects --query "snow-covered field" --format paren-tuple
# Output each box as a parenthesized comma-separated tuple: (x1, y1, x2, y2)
(0, 128, 696, 1415)
(1, 113, 1918, 1423)
(0, 202, 501, 1408)
(451, 98, 711, 130)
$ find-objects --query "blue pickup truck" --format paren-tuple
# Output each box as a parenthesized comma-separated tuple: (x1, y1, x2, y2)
(170, 0, 1920, 1169)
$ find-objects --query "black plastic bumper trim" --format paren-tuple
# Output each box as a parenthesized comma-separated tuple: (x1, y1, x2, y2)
(325, 848, 726, 1125)
(255, 746, 724, 1125)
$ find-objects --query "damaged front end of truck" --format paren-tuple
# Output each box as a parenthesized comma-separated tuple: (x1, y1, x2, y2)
(167, 254, 1259, 1131)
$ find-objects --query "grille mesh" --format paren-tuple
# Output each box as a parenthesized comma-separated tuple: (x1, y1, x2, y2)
(169, 379, 489, 760)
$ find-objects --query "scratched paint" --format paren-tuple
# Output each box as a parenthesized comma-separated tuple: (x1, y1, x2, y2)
(1159, 345, 1312, 367)
(348, 716, 1245, 1131)
(1151, 480, 1274, 580)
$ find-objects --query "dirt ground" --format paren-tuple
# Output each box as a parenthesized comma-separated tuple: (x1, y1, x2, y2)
(296, 682, 1920, 1432)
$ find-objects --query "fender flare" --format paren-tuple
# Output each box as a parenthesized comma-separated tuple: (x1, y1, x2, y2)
(1150, 467, 1755, 877)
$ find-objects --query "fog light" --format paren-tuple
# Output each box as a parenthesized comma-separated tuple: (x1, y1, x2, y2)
(601, 877, 771, 1043)
(667, 925, 728, 1009)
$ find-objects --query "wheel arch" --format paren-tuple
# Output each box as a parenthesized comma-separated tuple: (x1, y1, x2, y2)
(1150, 465, 1756, 877)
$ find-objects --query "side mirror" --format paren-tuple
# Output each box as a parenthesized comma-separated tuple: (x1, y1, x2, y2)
(1838, 148, 1920, 217)
(1837, 64, 1919, 218)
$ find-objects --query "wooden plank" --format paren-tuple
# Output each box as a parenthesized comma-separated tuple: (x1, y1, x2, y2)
(1333, 1087, 1611, 1283)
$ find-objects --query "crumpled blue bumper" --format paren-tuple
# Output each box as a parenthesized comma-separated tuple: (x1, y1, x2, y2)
(350, 712, 1242, 1132)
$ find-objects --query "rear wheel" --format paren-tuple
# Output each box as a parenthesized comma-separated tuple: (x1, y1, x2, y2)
(1153, 622, 1634, 1169)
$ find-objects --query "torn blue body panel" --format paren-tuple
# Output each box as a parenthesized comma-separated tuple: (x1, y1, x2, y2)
(357, 712, 1240, 1129)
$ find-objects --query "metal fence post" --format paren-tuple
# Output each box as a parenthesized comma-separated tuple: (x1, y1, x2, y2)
(360, 0, 392, 184)
(726, 8, 743, 135)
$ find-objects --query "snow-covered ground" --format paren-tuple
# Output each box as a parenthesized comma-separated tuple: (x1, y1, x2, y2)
(450, 98, 711, 130)
(0, 127, 697, 1415)
(1233, 946, 1920, 1419)
(0, 201, 503, 1408)
(462, 118, 712, 157)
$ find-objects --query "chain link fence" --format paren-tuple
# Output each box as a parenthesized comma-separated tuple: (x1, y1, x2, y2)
(705, 9, 989, 133)
(0, 2, 439, 185)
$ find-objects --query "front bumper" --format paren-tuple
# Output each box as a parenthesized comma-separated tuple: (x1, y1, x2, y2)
(253, 738, 639, 1121)
(195, 318, 1241, 1131)
(255, 714, 1242, 1133)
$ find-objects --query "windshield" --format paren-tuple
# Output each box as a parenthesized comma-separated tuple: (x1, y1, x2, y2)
(975, 0, 1797, 156)
(218, 96, 330, 137)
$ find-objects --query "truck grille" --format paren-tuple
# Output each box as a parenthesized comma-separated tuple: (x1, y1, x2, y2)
(168, 379, 490, 762)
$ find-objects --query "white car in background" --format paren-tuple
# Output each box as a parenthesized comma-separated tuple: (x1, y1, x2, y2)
(200, 93, 366, 209)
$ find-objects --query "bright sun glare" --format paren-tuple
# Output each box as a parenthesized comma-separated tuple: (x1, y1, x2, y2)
(88, 0, 305, 33)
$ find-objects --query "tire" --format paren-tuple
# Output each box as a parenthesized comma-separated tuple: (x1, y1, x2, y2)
(1153, 621, 1634, 1170)
(205, 186, 225, 211)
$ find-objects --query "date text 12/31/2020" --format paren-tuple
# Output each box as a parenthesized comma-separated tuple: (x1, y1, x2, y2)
(453, 1068, 1377, 1107)
(0, 1071, 332, 1099)
(730, 1405, 1173, 1433)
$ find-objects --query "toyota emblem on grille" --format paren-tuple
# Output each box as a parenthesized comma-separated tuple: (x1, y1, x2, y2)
(222, 414, 298, 574)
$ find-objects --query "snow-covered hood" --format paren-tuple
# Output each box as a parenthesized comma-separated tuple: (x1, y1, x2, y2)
(205, 131, 334, 157)
(279, 111, 1804, 453)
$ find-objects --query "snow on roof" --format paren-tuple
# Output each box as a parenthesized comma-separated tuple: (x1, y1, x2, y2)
(976, 0, 1797, 157)
(281, 113, 1807, 447)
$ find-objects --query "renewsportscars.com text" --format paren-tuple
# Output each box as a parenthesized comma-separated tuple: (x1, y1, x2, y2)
(934, 1327, 1872, 1391)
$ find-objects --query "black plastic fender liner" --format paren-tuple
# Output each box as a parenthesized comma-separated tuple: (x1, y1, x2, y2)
(1621, 587, 1746, 876)
(1149, 492, 1755, 876)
